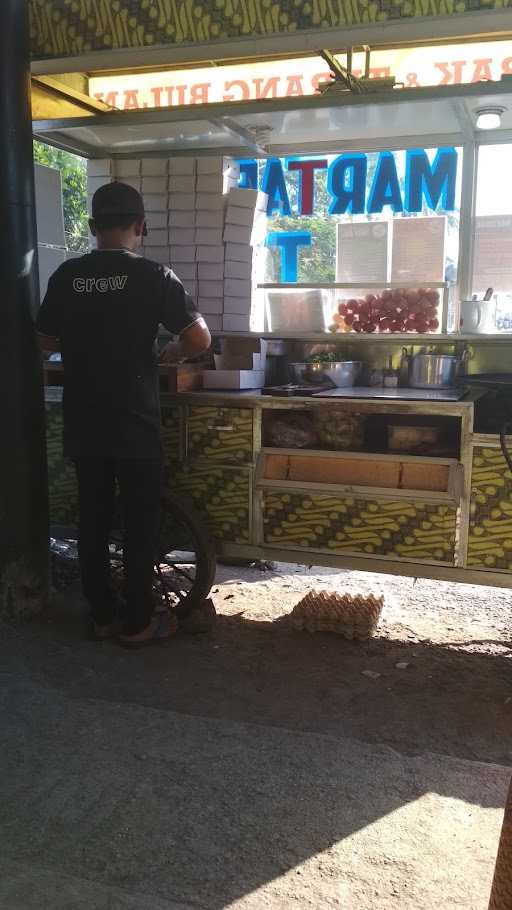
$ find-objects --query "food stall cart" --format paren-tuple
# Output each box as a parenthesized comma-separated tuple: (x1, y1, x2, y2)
(33, 49, 512, 592)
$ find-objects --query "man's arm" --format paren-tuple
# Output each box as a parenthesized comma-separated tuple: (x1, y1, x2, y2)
(159, 318, 211, 364)
(159, 268, 211, 363)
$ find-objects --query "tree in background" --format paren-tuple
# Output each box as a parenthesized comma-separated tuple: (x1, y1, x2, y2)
(33, 142, 88, 252)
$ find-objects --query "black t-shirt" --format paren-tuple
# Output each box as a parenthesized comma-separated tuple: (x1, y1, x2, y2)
(36, 249, 200, 458)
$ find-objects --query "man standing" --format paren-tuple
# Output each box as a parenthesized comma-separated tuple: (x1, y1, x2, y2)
(37, 182, 211, 647)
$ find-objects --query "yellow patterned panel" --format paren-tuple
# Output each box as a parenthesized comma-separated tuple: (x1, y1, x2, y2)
(45, 402, 79, 527)
(468, 446, 512, 571)
(29, 0, 510, 60)
(263, 492, 456, 563)
(168, 462, 251, 544)
(187, 406, 253, 464)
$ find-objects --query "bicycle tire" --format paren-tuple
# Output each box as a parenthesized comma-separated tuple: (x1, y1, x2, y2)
(158, 490, 217, 618)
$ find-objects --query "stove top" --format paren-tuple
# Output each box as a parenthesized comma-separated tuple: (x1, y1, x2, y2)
(262, 384, 333, 397)
(313, 386, 467, 401)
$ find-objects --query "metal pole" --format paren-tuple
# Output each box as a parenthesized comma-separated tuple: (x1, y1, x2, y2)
(489, 779, 512, 910)
(0, 0, 49, 618)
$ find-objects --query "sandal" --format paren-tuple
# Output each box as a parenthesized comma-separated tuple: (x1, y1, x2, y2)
(119, 610, 177, 650)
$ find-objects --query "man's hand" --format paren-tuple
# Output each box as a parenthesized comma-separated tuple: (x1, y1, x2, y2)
(159, 341, 184, 365)
(159, 318, 211, 365)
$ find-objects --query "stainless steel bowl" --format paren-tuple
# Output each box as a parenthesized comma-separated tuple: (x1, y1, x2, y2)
(288, 362, 327, 384)
(323, 361, 363, 388)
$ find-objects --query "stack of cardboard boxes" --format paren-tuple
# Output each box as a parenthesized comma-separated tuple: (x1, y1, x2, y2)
(86, 156, 262, 335)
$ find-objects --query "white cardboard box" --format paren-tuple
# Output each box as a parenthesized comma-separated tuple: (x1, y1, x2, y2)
(172, 261, 197, 280)
(168, 158, 196, 176)
(195, 209, 224, 229)
(87, 159, 113, 177)
(198, 297, 224, 314)
(215, 337, 267, 370)
(144, 246, 171, 264)
(113, 177, 142, 192)
(116, 160, 141, 177)
(88, 175, 112, 194)
(227, 187, 258, 208)
(223, 223, 252, 244)
(196, 245, 224, 263)
(197, 157, 223, 175)
(203, 369, 265, 389)
(196, 174, 224, 194)
(149, 229, 170, 246)
(169, 227, 195, 245)
(169, 176, 196, 193)
(146, 211, 168, 229)
(223, 295, 252, 315)
(199, 280, 224, 297)
(169, 193, 196, 211)
(197, 262, 224, 281)
(195, 228, 223, 246)
(142, 176, 168, 194)
(144, 193, 168, 212)
(222, 315, 252, 332)
(196, 193, 225, 211)
(203, 314, 222, 331)
(225, 204, 255, 227)
(169, 244, 196, 262)
(225, 242, 253, 263)
(182, 279, 198, 297)
(224, 277, 251, 297)
(168, 210, 196, 228)
(224, 259, 252, 280)
(141, 158, 169, 176)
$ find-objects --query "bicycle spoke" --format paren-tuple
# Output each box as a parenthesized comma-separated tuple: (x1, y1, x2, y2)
(161, 562, 196, 584)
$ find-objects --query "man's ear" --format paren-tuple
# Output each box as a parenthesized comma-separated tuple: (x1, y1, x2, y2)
(89, 218, 97, 237)
(135, 217, 145, 238)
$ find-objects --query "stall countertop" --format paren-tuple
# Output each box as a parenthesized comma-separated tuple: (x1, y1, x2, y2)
(160, 387, 483, 411)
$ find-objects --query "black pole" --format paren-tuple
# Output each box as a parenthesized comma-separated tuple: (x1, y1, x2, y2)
(0, 0, 49, 618)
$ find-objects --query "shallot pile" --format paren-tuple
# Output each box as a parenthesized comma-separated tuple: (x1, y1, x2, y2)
(330, 288, 440, 334)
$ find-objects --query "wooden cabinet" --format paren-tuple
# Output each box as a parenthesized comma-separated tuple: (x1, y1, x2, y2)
(262, 490, 457, 564)
(171, 462, 251, 544)
(468, 446, 512, 572)
(45, 401, 79, 526)
(186, 406, 254, 464)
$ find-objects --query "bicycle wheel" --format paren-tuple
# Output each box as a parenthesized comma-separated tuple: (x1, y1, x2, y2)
(157, 491, 217, 618)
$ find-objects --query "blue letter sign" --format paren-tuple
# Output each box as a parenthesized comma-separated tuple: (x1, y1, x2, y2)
(367, 152, 403, 214)
(405, 148, 457, 213)
(327, 154, 367, 215)
(266, 231, 312, 282)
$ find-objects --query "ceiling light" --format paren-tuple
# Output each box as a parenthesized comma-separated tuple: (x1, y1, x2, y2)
(475, 107, 505, 130)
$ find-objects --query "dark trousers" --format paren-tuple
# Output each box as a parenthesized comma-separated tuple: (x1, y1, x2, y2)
(74, 457, 162, 635)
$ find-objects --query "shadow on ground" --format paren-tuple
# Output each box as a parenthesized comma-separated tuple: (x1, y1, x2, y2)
(1, 589, 511, 909)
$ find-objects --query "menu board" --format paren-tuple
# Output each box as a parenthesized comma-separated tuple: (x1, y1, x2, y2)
(336, 221, 388, 284)
(473, 215, 512, 293)
(391, 216, 446, 283)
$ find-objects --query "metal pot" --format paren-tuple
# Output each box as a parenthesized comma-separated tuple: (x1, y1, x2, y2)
(323, 361, 362, 388)
(407, 352, 462, 389)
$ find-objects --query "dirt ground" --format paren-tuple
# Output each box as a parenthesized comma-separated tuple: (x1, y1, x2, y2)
(1, 560, 512, 909)
(210, 560, 512, 764)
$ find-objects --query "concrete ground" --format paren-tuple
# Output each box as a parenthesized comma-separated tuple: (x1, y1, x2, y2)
(1, 562, 511, 909)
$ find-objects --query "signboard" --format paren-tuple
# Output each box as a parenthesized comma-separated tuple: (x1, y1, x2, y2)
(336, 222, 388, 284)
(473, 215, 512, 293)
(391, 217, 447, 284)
(90, 40, 512, 110)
